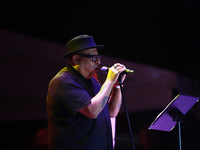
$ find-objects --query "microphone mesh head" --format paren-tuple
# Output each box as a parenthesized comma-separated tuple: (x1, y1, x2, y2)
(100, 66, 108, 74)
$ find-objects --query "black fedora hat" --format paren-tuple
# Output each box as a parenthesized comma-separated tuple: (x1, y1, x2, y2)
(62, 35, 104, 58)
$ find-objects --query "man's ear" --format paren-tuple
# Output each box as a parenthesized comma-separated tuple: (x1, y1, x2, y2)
(72, 55, 79, 65)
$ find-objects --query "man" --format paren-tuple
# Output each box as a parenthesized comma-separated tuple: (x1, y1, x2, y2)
(47, 35, 126, 150)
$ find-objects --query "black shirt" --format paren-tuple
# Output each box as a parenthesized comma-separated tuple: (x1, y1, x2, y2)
(47, 64, 113, 150)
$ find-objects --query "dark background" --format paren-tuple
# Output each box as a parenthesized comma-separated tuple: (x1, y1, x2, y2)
(1, 0, 200, 150)
(1, 0, 200, 81)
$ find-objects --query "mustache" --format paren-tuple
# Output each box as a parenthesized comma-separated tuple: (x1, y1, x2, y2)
(93, 64, 99, 69)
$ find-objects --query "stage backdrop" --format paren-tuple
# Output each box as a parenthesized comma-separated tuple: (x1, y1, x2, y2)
(0, 28, 199, 121)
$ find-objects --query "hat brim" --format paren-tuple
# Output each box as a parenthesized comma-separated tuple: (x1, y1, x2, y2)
(62, 45, 104, 58)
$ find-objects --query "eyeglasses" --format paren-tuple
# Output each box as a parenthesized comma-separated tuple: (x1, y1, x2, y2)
(77, 54, 101, 62)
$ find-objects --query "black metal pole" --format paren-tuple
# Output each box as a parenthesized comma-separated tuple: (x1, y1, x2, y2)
(178, 121, 182, 150)
(118, 74, 136, 150)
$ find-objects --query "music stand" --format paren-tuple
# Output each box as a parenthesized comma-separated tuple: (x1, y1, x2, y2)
(148, 94, 199, 150)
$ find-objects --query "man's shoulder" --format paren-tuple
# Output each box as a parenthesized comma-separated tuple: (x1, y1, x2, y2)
(51, 67, 78, 85)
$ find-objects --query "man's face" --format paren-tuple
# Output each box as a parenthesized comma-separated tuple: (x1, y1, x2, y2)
(77, 48, 101, 79)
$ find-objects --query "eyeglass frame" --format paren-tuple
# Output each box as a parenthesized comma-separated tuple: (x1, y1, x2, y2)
(76, 53, 102, 62)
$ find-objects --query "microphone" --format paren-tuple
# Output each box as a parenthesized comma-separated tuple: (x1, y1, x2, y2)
(101, 66, 134, 75)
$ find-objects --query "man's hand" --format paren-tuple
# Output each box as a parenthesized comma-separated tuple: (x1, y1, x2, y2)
(106, 63, 127, 85)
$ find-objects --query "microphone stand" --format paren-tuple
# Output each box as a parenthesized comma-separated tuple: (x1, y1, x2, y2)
(118, 74, 136, 150)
